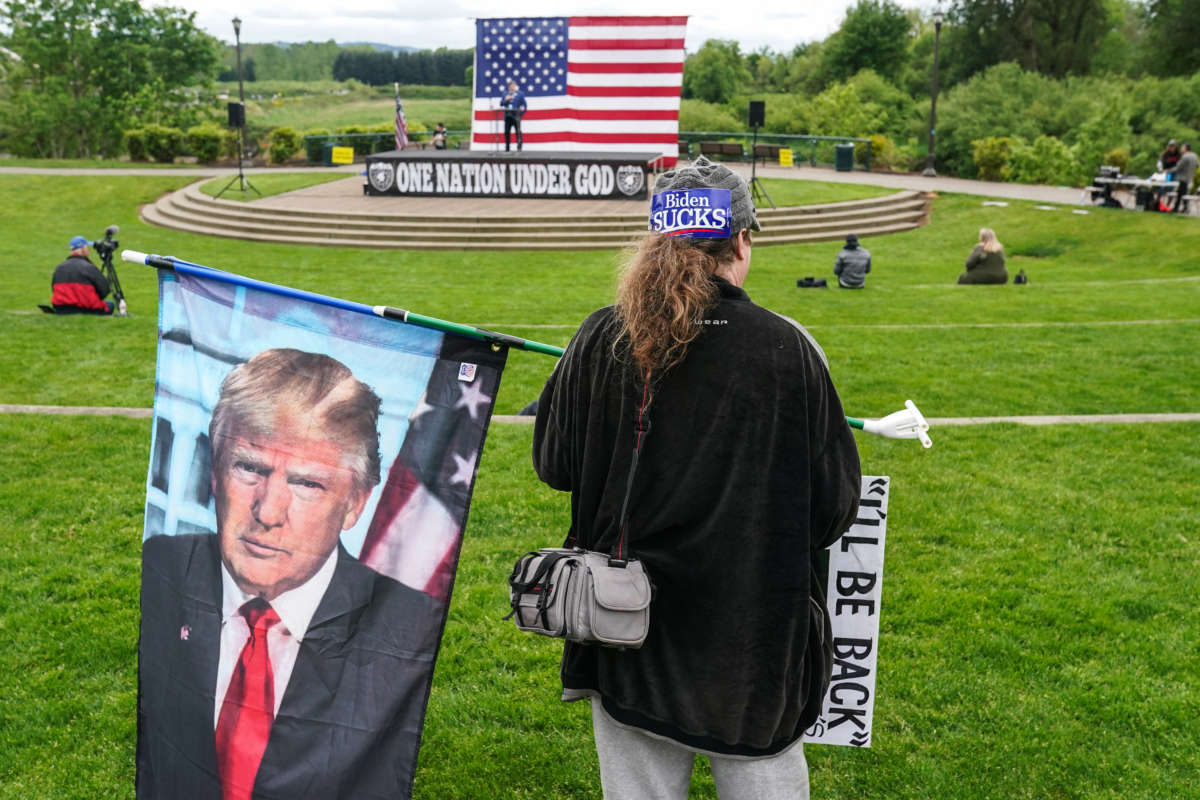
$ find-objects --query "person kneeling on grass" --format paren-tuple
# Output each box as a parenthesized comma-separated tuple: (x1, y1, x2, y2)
(833, 234, 871, 289)
(51, 236, 113, 314)
(957, 227, 1008, 285)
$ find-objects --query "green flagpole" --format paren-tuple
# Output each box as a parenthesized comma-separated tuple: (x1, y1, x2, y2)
(373, 305, 564, 357)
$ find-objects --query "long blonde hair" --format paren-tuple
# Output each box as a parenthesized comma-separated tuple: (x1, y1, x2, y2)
(979, 227, 1003, 253)
(614, 233, 742, 372)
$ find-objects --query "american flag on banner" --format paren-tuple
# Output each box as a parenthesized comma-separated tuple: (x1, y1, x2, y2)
(394, 94, 409, 150)
(360, 337, 498, 604)
(471, 16, 687, 165)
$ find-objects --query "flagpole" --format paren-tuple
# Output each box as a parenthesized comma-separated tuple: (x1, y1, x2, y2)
(121, 250, 929, 442)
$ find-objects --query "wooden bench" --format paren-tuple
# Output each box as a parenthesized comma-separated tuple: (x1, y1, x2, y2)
(678, 140, 690, 159)
(753, 144, 781, 162)
(699, 141, 744, 160)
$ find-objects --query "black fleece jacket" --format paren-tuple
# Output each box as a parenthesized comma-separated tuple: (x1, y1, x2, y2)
(533, 276, 861, 757)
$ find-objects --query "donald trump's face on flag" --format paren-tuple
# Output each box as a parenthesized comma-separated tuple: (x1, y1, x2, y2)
(209, 348, 383, 601)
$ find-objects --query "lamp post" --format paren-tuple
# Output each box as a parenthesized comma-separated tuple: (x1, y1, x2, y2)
(217, 17, 258, 197)
(922, 7, 944, 178)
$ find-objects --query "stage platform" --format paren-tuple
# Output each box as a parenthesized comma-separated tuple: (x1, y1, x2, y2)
(364, 148, 662, 200)
(140, 175, 932, 251)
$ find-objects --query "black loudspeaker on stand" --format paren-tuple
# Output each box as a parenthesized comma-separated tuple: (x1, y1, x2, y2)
(747, 101, 775, 209)
(216, 101, 260, 199)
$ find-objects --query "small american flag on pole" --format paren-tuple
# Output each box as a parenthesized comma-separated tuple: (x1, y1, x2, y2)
(471, 16, 687, 165)
(394, 84, 409, 150)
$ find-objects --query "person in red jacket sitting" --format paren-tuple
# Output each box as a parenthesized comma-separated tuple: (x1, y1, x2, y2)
(51, 236, 113, 314)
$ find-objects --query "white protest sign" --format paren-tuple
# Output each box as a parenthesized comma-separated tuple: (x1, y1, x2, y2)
(804, 475, 889, 747)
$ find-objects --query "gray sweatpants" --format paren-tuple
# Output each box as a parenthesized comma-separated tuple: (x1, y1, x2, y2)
(590, 697, 810, 800)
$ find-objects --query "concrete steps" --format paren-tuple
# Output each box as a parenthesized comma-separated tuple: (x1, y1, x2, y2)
(140, 181, 932, 250)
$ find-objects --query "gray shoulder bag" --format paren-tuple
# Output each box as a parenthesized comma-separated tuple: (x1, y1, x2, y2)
(505, 376, 654, 649)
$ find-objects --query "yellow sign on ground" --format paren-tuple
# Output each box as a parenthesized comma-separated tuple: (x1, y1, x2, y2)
(331, 146, 355, 165)
(779, 148, 794, 167)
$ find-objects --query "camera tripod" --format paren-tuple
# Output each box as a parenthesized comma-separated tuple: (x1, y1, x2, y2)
(93, 225, 128, 316)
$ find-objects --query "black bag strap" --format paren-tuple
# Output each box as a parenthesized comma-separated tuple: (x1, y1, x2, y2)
(504, 550, 573, 627)
(611, 368, 652, 568)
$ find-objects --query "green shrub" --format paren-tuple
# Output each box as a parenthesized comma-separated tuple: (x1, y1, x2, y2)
(267, 126, 303, 164)
(1103, 146, 1131, 173)
(142, 124, 184, 163)
(679, 100, 742, 133)
(1008, 135, 1079, 186)
(860, 134, 899, 169)
(123, 129, 147, 161)
(185, 125, 224, 163)
(221, 129, 241, 160)
(972, 136, 1016, 182)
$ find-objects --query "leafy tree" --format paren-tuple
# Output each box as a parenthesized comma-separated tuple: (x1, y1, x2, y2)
(944, 0, 1119, 83)
(1142, 0, 1200, 75)
(0, 0, 219, 157)
(781, 41, 844, 96)
(682, 40, 750, 104)
(823, 0, 914, 84)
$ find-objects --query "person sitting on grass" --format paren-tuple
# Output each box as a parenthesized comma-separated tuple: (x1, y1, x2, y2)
(833, 234, 871, 289)
(957, 227, 1008, 285)
(50, 236, 113, 314)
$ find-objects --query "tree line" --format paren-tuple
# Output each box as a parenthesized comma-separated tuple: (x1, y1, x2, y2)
(331, 49, 473, 87)
(214, 42, 472, 87)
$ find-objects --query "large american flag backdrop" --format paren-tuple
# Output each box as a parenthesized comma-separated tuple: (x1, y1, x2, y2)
(471, 16, 687, 165)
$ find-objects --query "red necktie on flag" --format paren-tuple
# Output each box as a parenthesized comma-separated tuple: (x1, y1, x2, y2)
(215, 598, 281, 800)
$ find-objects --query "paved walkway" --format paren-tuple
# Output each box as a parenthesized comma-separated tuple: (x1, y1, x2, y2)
(0, 162, 1087, 205)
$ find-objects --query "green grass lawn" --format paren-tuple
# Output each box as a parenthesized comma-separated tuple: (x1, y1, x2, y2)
(197, 171, 351, 201)
(758, 177, 895, 206)
(0, 172, 1197, 798)
(245, 94, 473, 134)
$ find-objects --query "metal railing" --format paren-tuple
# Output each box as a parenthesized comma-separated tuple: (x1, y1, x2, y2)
(304, 131, 470, 162)
(678, 132, 873, 171)
(303, 130, 872, 170)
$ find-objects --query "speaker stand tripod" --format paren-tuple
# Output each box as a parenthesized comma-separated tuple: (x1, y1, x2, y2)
(749, 124, 775, 209)
(215, 124, 260, 200)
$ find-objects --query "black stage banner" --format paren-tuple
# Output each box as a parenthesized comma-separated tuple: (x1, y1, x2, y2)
(364, 150, 657, 200)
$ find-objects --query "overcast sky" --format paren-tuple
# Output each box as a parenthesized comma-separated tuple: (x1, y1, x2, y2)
(157, 1, 935, 54)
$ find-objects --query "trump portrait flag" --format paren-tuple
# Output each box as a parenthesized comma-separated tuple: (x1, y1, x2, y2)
(137, 265, 506, 799)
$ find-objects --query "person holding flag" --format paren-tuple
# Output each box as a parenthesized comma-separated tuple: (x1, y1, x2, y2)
(533, 156, 861, 799)
(500, 79, 526, 151)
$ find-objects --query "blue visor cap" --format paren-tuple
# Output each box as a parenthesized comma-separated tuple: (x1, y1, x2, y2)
(69, 235, 90, 249)
(649, 188, 732, 238)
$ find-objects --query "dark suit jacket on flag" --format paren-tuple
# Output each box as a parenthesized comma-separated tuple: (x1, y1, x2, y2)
(138, 535, 440, 799)
(137, 268, 507, 799)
